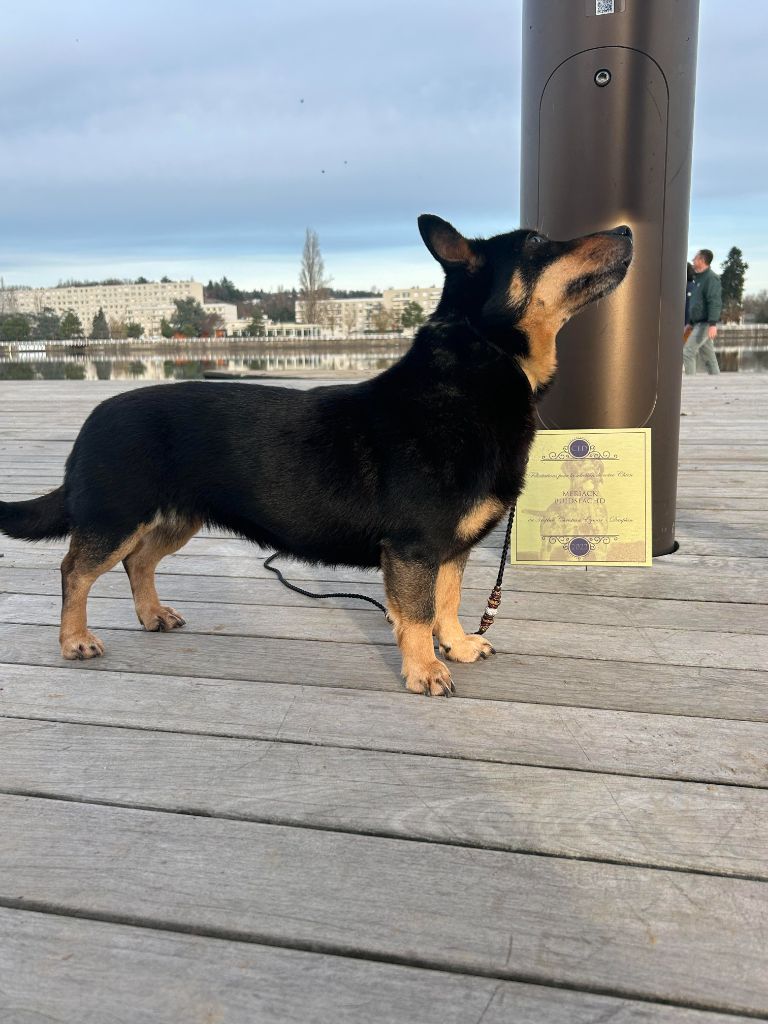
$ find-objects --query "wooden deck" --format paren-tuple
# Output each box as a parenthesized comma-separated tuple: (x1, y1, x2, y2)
(0, 375, 766, 1022)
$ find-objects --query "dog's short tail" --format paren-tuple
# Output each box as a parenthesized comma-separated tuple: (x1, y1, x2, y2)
(0, 486, 70, 541)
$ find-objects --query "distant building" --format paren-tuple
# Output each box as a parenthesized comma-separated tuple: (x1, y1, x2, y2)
(295, 286, 440, 336)
(10, 280, 206, 337)
(295, 296, 384, 335)
(6, 279, 443, 339)
(201, 301, 239, 334)
(263, 319, 327, 340)
(382, 286, 441, 322)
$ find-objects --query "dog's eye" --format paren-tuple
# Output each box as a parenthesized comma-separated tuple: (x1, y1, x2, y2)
(528, 234, 545, 246)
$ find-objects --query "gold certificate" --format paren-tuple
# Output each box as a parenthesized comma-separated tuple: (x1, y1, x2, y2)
(510, 429, 652, 567)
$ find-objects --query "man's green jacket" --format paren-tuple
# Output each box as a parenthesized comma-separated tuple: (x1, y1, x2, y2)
(687, 267, 722, 325)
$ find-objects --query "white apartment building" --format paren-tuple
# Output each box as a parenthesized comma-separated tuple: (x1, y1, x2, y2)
(295, 286, 441, 336)
(296, 297, 385, 335)
(10, 280, 205, 337)
(382, 286, 441, 321)
(201, 301, 240, 333)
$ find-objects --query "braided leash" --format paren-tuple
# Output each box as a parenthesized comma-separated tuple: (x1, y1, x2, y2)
(474, 504, 515, 635)
(264, 504, 515, 636)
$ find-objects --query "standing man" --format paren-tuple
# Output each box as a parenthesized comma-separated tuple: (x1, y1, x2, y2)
(683, 249, 723, 375)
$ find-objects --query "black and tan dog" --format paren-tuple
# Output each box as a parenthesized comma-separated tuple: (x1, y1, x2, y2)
(0, 216, 632, 695)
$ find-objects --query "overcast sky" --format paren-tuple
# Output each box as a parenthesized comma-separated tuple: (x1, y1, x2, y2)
(2, 0, 766, 293)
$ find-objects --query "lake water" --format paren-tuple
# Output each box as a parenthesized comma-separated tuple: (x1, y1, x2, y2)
(0, 335, 766, 380)
(0, 341, 410, 381)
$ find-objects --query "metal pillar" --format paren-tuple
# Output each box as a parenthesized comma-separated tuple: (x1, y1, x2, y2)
(521, 0, 700, 555)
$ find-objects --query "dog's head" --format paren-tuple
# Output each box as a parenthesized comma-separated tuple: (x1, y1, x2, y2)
(418, 215, 633, 391)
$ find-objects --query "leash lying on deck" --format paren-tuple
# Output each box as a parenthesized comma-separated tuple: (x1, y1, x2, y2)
(264, 504, 516, 637)
(263, 553, 388, 614)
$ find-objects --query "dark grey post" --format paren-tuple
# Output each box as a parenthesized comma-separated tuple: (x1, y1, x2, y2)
(520, 0, 700, 555)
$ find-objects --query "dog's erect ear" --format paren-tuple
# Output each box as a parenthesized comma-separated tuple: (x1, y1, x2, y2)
(418, 214, 480, 270)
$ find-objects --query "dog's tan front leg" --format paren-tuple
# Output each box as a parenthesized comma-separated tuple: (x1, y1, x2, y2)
(434, 554, 495, 663)
(381, 549, 453, 696)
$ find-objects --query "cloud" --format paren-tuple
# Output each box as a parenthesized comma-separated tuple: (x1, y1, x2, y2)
(1, 0, 766, 290)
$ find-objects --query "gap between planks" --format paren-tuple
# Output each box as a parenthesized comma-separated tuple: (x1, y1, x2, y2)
(0, 718, 765, 880)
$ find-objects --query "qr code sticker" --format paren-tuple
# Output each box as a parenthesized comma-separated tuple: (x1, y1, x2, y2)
(596, 0, 615, 13)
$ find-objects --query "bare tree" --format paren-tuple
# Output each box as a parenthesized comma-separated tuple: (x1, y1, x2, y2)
(371, 306, 400, 334)
(201, 311, 225, 338)
(743, 290, 768, 323)
(299, 228, 330, 325)
(109, 318, 128, 339)
(342, 304, 358, 338)
(0, 278, 19, 315)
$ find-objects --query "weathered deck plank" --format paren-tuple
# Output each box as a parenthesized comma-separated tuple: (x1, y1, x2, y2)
(2, 719, 765, 878)
(1, 662, 766, 784)
(2, 795, 767, 1015)
(0, 908, 755, 1024)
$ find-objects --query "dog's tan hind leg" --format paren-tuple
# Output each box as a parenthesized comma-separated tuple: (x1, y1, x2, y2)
(123, 517, 201, 631)
(60, 527, 150, 660)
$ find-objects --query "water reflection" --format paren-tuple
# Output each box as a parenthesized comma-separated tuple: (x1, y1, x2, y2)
(1, 337, 767, 380)
(0, 341, 410, 381)
(715, 348, 768, 373)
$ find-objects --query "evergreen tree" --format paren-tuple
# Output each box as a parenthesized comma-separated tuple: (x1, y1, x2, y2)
(247, 310, 265, 337)
(0, 314, 32, 341)
(90, 307, 110, 340)
(400, 301, 425, 328)
(260, 287, 297, 323)
(32, 307, 61, 340)
(720, 247, 749, 323)
(205, 276, 241, 303)
(160, 318, 173, 338)
(169, 297, 207, 337)
(60, 310, 84, 339)
(125, 322, 144, 338)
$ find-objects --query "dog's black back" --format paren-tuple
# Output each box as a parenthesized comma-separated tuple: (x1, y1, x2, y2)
(62, 323, 533, 569)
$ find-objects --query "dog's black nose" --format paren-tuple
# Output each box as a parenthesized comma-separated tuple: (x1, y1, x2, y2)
(610, 225, 633, 239)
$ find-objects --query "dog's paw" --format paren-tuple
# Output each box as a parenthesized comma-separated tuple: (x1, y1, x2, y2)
(403, 659, 455, 697)
(141, 605, 186, 632)
(440, 634, 495, 664)
(61, 630, 105, 660)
